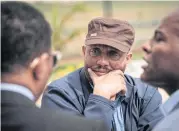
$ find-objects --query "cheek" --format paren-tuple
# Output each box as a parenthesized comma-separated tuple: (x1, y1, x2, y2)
(84, 55, 97, 68)
(152, 46, 173, 72)
(111, 60, 127, 71)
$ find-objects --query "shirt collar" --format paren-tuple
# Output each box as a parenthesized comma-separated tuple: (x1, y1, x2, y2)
(1, 83, 35, 101)
(161, 89, 179, 116)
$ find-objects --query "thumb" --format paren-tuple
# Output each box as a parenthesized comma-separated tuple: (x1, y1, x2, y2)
(88, 68, 97, 81)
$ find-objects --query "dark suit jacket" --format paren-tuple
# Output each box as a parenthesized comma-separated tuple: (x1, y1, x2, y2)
(1, 90, 108, 131)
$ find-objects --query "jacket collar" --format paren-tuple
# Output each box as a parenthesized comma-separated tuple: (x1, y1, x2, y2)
(1, 83, 35, 101)
(161, 90, 179, 116)
(1, 90, 37, 108)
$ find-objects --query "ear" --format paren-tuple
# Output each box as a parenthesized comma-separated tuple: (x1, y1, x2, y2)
(30, 57, 40, 80)
(30, 53, 51, 81)
(126, 53, 132, 64)
(82, 46, 86, 56)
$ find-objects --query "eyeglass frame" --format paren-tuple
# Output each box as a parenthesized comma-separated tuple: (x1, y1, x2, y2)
(86, 45, 127, 61)
(50, 51, 62, 68)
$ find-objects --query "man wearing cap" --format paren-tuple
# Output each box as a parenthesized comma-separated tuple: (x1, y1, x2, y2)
(42, 18, 164, 131)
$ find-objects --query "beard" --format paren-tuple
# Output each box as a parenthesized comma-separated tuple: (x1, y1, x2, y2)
(85, 64, 126, 75)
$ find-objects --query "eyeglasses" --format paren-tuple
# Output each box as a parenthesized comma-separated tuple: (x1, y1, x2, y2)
(30, 51, 62, 70)
(88, 46, 125, 61)
(51, 51, 62, 67)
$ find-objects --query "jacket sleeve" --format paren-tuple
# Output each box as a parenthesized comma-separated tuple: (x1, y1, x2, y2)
(153, 109, 179, 131)
(137, 86, 164, 131)
(42, 86, 115, 130)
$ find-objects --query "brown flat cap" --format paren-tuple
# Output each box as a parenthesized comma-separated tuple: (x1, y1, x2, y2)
(85, 17, 135, 52)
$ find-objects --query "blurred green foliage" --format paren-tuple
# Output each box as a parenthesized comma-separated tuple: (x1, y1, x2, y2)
(49, 62, 83, 82)
(50, 3, 86, 51)
(33, 2, 86, 51)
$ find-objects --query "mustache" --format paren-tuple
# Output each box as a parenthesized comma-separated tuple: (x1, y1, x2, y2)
(92, 65, 112, 72)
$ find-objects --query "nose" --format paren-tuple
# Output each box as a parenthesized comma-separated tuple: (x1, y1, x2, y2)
(96, 55, 109, 67)
(142, 40, 152, 54)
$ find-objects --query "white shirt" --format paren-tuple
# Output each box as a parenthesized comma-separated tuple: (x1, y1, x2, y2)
(1, 83, 35, 101)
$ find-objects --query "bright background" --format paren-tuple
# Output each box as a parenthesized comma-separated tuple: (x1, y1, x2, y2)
(28, 1, 178, 105)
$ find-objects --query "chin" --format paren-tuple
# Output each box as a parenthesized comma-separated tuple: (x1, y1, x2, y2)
(141, 66, 155, 81)
(141, 72, 168, 88)
(141, 72, 153, 84)
(140, 72, 148, 82)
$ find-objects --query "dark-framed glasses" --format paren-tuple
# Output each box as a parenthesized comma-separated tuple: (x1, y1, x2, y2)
(51, 51, 62, 67)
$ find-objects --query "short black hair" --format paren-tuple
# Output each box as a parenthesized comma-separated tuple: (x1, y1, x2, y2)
(1, 1, 52, 74)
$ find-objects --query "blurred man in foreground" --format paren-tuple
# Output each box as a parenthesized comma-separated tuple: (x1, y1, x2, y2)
(42, 17, 164, 131)
(141, 9, 179, 131)
(1, 2, 108, 131)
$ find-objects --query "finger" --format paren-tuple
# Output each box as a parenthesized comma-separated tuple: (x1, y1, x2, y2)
(110, 95, 116, 101)
(120, 84, 127, 96)
(111, 70, 124, 77)
(121, 77, 126, 85)
(119, 88, 127, 96)
(88, 68, 98, 80)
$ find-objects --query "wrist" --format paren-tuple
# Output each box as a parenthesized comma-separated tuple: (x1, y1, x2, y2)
(93, 88, 111, 100)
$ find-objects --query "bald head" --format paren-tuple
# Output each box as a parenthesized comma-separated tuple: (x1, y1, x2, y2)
(160, 8, 179, 37)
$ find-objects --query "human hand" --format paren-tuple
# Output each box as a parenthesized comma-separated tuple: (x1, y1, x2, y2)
(88, 68, 126, 100)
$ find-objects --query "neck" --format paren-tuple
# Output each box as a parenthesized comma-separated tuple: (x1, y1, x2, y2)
(164, 83, 179, 96)
(1, 73, 37, 100)
(162, 78, 179, 95)
(149, 76, 179, 96)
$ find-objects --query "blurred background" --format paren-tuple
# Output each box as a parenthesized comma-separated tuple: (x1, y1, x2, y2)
(25, 1, 179, 105)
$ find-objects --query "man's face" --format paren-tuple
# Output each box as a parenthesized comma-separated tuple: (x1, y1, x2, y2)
(82, 44, 132, 76)
(141, 17, 179, 88)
